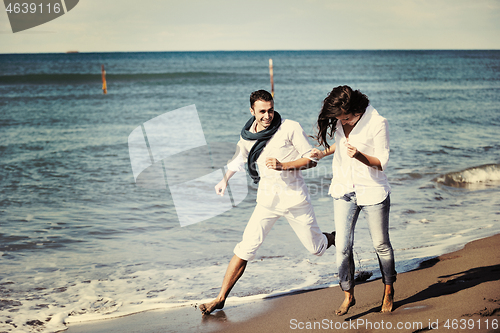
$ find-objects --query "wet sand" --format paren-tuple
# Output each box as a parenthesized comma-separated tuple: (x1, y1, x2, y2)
(64, 234, 500, 333)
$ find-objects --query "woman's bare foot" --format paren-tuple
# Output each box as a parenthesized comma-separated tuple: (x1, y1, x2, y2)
(381, 284, 394, 313)
(199, 299, 225, 315)
(335, 290, 355, 316)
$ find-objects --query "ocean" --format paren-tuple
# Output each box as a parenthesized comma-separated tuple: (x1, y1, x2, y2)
(1, 50, 499, 333)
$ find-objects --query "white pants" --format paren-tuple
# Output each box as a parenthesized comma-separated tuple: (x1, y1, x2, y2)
(233, 202, 328, 261)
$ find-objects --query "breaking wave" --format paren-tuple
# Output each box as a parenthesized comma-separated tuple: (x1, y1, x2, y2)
(434, 164, 500, 189)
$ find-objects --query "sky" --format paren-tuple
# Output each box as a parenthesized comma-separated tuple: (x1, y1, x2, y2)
(0, 0, 500, 53)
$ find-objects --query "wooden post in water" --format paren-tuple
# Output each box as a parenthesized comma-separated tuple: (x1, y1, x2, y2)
(101, 65, 107, 94)
(269, 58, 274, 98)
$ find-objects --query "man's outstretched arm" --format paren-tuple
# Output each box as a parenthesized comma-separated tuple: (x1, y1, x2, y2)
(215, 169, 237, 196)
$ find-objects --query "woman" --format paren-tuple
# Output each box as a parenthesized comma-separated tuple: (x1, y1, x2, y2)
(313, 85, 396, 315)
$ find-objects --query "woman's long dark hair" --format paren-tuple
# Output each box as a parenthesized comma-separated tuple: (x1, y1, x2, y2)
(315, 85, 369, 148)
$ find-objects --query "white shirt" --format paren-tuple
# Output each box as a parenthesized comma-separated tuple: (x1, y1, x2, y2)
(227, 119, 314, 209)
(329, 105, 391, 205)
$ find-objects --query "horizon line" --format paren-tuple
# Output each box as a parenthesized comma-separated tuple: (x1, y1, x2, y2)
(1, 48, 500, 55)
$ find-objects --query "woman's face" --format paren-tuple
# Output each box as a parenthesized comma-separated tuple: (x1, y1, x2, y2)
(336, 113, 361, 126)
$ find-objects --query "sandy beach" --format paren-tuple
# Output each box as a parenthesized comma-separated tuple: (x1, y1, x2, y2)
(63, 233, 500, 333)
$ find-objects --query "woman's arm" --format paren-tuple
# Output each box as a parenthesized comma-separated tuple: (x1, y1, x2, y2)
(310, 143, 336, 160)
(344, 117, 389, 171)
(344, 141, 382, 170)
(322, 143, 336, 157)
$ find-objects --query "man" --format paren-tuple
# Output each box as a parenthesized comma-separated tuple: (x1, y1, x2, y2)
(199, 90, 335, 315)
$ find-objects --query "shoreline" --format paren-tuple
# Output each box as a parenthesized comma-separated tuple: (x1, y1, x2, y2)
(64, 233, 500, 333)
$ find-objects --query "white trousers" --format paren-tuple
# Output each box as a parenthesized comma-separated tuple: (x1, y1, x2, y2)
(233, 201, 328, 261)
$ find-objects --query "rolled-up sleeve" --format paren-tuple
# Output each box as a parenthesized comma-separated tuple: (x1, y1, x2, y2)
(372, 119, 390, 171)
(290, 121, 314, 157)
(226, 138, 248, 172)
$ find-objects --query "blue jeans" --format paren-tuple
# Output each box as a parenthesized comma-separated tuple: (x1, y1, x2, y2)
(334, 192, 396, 291)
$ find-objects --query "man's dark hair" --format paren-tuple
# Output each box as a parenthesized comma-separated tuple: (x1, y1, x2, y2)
(250, 90, 273, 109)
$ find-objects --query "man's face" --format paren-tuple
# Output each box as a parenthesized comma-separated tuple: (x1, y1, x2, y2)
(250, 100, 274, 132)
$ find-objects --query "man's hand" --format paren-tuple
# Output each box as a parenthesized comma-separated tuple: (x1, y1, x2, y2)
(266, 157, 283, 170)
(215, 179, 228, 196)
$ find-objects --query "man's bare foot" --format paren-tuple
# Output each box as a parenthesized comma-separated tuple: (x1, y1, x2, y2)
(199, 299, 225, 315)
(201, 310, 227, 322)
(335, 296, 355, 316)
(381, 285, 394, 313)
(324, 231, 336, 249)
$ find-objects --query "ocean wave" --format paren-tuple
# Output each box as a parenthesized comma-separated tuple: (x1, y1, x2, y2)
(434, 163, 500, 189)
(0, 72, 233, 84)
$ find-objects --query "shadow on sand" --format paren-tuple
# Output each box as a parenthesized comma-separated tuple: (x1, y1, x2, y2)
(344, 263, 500, 323)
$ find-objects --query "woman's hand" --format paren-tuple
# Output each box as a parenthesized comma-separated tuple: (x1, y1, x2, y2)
(344, 141, 360, 159)
(310, 148, 325, 160)
(344, 140, 383, 170)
